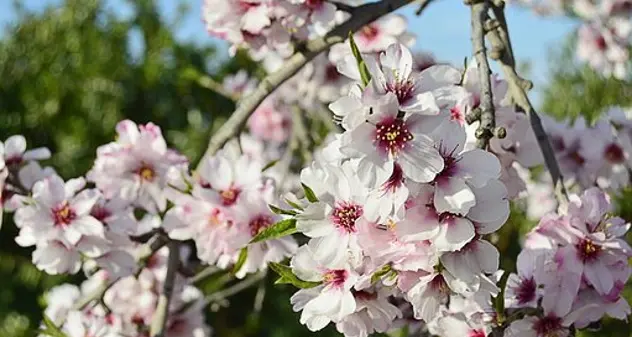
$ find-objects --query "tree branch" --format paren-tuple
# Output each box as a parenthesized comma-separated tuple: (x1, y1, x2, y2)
(199, 0, 429, 163)
(150, 240, 180, 337)
(485, 3, 569, 205)
(468, 0, 495, 149)
(202, 272, 266, 307)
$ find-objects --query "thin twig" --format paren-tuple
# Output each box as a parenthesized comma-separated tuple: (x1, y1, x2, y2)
(199, 0, 428, 164)
(202, 272, 266, 307)
(197, 75, 240, 102)
(468, 0, 495, 149)
(486, 5, 569, 205)
(188, 265, 222, 285)
(415, 0, 434, 15)
(150, 240, 180, 337)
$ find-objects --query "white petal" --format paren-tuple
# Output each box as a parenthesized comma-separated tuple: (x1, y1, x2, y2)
(434, 177, 476, 215)
(398, 136, 444, 183)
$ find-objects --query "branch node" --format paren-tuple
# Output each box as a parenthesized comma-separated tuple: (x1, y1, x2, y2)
(466, 107, 482, 124)
(494, 126, 507, 139)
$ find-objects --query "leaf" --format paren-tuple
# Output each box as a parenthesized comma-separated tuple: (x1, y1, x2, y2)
(492, 270, 511, 321)
(269, 262, 321, 289)
(269, 204, 299, 216)
(262, 159, 279, 172)
(233, 247, 248, 274)
(250, 219, 297, 243)
(284, 197, 304, 211)
(348, 32, 372, 87)
(371, 264, 392, 284)
(39, 315, 67, 337)
(301, 183, 319, 203)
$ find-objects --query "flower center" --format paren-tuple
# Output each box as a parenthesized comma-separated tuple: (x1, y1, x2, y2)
(91, 206, 111, 222)
(434, 146, 461, 185)
(375, 117, 413, 156)
(532, 314, 563, 336)
(325, 64, 340, 82)
(577, 239, 602, 263)
(136, 163, 156, 182)
(568, 150, 585, 166)
(323, 269, 348, 288)
(4, 155, 22, 166)
(429, 274, 450, 295)
(468, 330, 486, 337)
(604, 143, 625, 163)
(385, 79, 415, 104)
(450, 107, 464, 124)
(305, 0, 323, 10)
(332, 202, 363, 233)
(359, 24, 379, 41)
(249, 215, 273, 236)
(595, 35, 607, 51)
(53, 202, 76, 227)
(219, 187, 240, 206)
(516, 276, 537, 305)
(208, 208, 226, 227)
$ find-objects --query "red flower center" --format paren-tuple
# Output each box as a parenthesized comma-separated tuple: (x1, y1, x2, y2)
(468, 329, 486, 337)
(332, 202, 363, 233)
(577, 238, 602, 263)
(604, 143, 625, 163)
(53, 202, 76, 227)
(374, 117, 413, 156)
(385, 79, 416, 105)
(516, 276, 536, 305)
(359, 24, 379, 41)
(249, 215, 273, 236)
(533, 314, 563, 336)
(305, 0, 323, 10)
(219, 187, 240, 206)
(325, 64, 340, 82)
(91, 206, 111, 222)
(136, 163, 155, 182)
(324, 269, 348, 288)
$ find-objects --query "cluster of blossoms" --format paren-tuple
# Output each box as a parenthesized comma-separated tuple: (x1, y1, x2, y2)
(517, 105, 632, 220)
(505, 187, 632, 336)
(259, 42, 514, 337)
(43, 249, 210, 337)
(513, 0, 632, 79)
(1, 123, 217, 336)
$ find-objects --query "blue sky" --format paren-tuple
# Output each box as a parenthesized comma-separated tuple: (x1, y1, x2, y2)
(0, 0, 578, 103)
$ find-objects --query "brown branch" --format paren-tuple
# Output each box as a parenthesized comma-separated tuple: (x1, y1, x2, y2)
(468, 0, 495, 149)
(199, 0, 430, 164)
(486, 3, 568, 205)
(149, 240, 180, 337)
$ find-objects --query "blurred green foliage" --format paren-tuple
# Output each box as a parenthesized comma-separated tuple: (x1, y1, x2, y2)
(0, 1, 631, 336)
(540, 34, 632, 125)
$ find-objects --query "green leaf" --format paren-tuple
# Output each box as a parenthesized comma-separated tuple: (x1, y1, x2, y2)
(370, 264, 392, 284)
(262, 159, 279, 172)
(250, 219, 297, 243)
(301, 183, 319, 203)
(284, 197, 305, 211)
(269, 204, 299, 216)
(348, 32, 372, 87)
(233, 247, 248, 274)
(39, 315, 67, 337)
(269, 262, 321, 289)
(492, 270, 511, 322)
